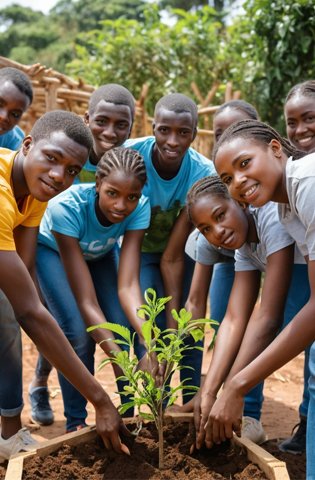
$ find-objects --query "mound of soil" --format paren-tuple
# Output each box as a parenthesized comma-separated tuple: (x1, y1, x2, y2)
(263, 439, 306, 480)
(22, 423, 268, 480)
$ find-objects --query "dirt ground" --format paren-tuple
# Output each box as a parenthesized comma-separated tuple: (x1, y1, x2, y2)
(0, 328, 306, 479)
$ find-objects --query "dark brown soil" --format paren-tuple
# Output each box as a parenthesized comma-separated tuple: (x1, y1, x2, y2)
(263, 439, 306, 480)
(22, 423, 268, 480)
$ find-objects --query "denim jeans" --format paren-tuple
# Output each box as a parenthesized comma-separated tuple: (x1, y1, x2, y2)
(210, 263, 310, 421)
(139, 251, 200, 402)
(36, 243, 132, 431)
(0, 289, 23, 417)
(307, 341, 315, 479)
(209, 262, 235, 331)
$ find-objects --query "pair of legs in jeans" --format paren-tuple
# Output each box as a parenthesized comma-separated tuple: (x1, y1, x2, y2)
(35, 243, 137, 431)
(210, 262, 310, 422)
(0, 290, 23, 423)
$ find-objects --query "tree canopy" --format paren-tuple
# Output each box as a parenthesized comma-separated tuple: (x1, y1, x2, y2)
(0, 0, 314, 130)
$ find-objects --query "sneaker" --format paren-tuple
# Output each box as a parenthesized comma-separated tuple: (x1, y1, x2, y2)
(29, 386, 54, 426)
(278, 417, 306, 455)
(0, 428, 37, 463)
(241, 416, 267, 445)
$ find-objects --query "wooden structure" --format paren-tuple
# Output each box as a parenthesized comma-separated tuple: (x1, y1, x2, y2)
(5, 414, 290, 480)
(0, 56, 240, 158)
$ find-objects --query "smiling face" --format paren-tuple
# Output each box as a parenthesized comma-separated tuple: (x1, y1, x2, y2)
(152, 107, 196, 176)
(21, 131, 88, 202)
(85, 100, 133, 159)
(95, 170, 142, 224)
(214, 137, 287, 207)
(0, 80, 30, 135)
(190, 194, 248, 249)
(285, 94, 315, 153)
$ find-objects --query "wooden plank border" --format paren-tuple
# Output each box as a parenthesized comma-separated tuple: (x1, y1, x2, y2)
(5, 416, 290, 480)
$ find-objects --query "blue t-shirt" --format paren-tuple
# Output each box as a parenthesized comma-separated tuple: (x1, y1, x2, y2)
(0, 126, 24, 150)
(75, 157, 97, 184)
(38, 183, 150, 261)
(125, 136, 215, 252)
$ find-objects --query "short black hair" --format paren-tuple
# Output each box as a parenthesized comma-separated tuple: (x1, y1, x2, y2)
(88, 84, 135, 119)
(285, 80, 315, 104)
(0, 67, 33, 104)
(215, 100, 259, 120)
(30, 110, 93, 152)
(154, 93, 198, 129)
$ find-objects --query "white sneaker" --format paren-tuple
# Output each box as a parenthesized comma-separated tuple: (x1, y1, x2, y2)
(0, 428, 37, 463)
(241, 416, 267, 445)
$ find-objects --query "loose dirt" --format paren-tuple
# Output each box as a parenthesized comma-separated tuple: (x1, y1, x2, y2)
(0, 330, 307, 479)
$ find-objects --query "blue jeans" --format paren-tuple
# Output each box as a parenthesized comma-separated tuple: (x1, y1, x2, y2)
(307, 342, 315, 479)
(210, 263, 310, 421)
(36, 243, 132, 430)
(210, 262, 235, 332)
(0, 290, 23, 417)
(139, 251, 199, 402)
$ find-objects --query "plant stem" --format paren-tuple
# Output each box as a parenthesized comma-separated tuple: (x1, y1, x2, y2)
(158, 403, 164, 469)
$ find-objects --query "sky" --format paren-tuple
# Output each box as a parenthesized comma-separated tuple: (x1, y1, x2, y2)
(0, 0, 58, 14)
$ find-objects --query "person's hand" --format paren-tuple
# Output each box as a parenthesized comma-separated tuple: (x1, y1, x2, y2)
(194, 390, 217, 450)
(94, 396, 131, 455)
(166, 395, 195, 415)
(137, 351, 164, 386)
(204, 387, 243, 447)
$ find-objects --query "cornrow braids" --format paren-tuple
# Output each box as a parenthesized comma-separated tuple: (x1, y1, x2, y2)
(213, 119, 305, 162)
(96, 147, 147, 186)
(285, 80, 315, 104)
(187, 175, 229, 221)
(214, 100, 259, 121)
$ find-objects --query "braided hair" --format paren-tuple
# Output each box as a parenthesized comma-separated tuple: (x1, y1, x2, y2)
(213, 119, 305, 162)
(285, 80, 315, 104)
(96, 147, 147, 186)
(187, 175, 229, 221)
(214, 100, 259, 121)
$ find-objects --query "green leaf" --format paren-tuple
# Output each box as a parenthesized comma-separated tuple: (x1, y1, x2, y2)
(190, 328, 205, 342)
(87, 322, 132, 344)
(141, 320, 152, 347)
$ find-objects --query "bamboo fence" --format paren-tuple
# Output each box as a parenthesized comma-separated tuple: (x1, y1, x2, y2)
(0, 56, 240, 158)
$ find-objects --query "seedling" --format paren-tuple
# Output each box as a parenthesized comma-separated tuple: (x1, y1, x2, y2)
(88, 288, 217, 468)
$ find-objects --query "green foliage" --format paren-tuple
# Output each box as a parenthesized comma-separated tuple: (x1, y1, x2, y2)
(87, 288, 217, 468)
(225, 0, 315, 131)
(66, 4, 225, 113)
(1, 0, 314, 132)
(67, 5, 171, 113)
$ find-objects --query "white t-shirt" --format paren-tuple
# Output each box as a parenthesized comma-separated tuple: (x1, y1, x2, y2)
(185, 229, 234, 265)
(235, 202, 295, 272)
(279, 154, 315, 261)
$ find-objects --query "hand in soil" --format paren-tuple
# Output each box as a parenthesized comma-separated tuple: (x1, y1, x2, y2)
(194, 389, 216, 449)
(94, 398, 131, 455)
(205, 387, 243, 445)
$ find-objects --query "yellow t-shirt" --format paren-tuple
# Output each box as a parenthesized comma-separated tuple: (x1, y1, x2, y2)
(0, 148, 47, 251)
